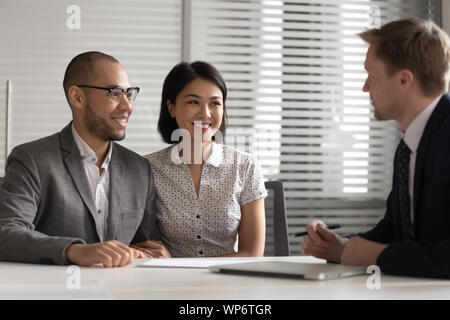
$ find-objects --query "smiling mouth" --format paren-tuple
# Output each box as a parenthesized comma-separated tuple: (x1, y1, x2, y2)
(193, 121, 211, 129)
(111, 116, 128, 128)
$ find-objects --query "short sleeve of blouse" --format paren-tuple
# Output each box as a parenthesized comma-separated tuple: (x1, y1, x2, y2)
(239, 155, 268, 206)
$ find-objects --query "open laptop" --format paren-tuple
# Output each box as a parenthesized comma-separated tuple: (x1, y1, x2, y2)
(209, 261, 367, 280)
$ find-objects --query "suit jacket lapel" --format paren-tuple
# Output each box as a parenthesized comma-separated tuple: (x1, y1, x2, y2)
(60, 123, 101, 241)
(414, 94, 450, 225)
(105, 145, 123, 240)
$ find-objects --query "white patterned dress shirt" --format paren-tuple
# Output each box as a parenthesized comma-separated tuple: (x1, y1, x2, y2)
(145, 142, 267, 257)
(71, 125, 113, 242)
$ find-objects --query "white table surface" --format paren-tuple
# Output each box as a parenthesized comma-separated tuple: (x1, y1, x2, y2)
(1, 256, 449, 300)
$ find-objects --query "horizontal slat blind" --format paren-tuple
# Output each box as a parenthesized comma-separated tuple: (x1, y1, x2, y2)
(190, 0, 440, 254)
(0, 0, 182, 175)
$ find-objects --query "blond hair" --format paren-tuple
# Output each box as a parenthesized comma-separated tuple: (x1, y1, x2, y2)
(359, 18, 450, 97)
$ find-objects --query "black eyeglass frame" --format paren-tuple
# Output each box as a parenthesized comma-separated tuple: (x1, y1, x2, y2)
(77, 85, 140, 102)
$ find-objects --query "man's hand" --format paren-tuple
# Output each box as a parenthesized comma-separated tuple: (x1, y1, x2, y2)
(300, 220, 348, 261)
(65, 240, 140, 267)
(131, 240, 172, 258)
(340, 236, 388, 266)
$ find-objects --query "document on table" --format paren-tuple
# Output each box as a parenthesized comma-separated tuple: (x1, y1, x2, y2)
(136, 257, 261, 269)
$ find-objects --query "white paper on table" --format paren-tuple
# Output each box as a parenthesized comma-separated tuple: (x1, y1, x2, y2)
(136, 257, 261, 269)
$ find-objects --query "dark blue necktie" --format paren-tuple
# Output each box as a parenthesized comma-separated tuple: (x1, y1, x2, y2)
(397, 139, 414, 242)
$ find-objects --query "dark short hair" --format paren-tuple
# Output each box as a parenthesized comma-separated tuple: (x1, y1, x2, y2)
(158, 61, 228, 144)
(63, 51, 119, 106)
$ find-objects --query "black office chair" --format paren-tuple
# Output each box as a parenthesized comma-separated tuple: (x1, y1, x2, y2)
(263, 180, 290, 256)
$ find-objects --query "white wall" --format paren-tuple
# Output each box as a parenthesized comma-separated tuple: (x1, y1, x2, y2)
(444, 0, 450, 93)
(444, 0, 450, 35)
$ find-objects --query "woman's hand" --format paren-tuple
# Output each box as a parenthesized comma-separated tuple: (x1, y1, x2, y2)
(131, 240, 172, 258)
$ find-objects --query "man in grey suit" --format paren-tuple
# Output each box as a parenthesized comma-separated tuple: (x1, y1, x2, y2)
(0, 51, 169, 267)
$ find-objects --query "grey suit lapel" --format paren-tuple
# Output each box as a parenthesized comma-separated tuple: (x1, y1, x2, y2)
(101, 144, 124, 240)
(60, 123, 101, 241)
(105, 145, 123, 241)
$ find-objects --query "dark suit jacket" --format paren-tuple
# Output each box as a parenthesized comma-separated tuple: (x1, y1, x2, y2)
(0, 123, 160, 265)
(359, 93, 450, 278)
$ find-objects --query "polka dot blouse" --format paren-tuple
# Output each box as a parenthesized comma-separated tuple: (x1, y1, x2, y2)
(145, 142, 267, 257)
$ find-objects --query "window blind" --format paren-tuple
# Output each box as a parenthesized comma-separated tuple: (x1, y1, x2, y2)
(189, 0, 441, 254)
(0, 0, 182, 175)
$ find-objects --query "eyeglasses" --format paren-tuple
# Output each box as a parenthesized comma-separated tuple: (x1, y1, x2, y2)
(77, 85, 140, 102)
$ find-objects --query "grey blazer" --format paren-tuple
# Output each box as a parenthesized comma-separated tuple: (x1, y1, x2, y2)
(0, 123, 160, 265)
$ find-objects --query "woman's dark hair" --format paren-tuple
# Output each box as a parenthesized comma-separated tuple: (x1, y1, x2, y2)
(158, 61, 228, 144)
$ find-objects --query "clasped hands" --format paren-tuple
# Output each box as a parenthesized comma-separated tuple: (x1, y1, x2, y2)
(66, 240, 171, 268)
(300, 220, 388, 266)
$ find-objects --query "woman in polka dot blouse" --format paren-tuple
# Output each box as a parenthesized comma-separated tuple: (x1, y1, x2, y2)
(145, 61, 268, 258)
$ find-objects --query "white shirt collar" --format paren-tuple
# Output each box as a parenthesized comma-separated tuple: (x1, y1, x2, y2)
(403, 95, 442, 152)
(205, 142, 222, 167)
(169, 142, 222, 167)
(71, 124, 113, 169)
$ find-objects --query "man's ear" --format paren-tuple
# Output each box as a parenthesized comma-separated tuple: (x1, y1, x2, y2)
(68, 85, 85, 110)
(399, 69, 414, 90)
(167, 99, 175, 118)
